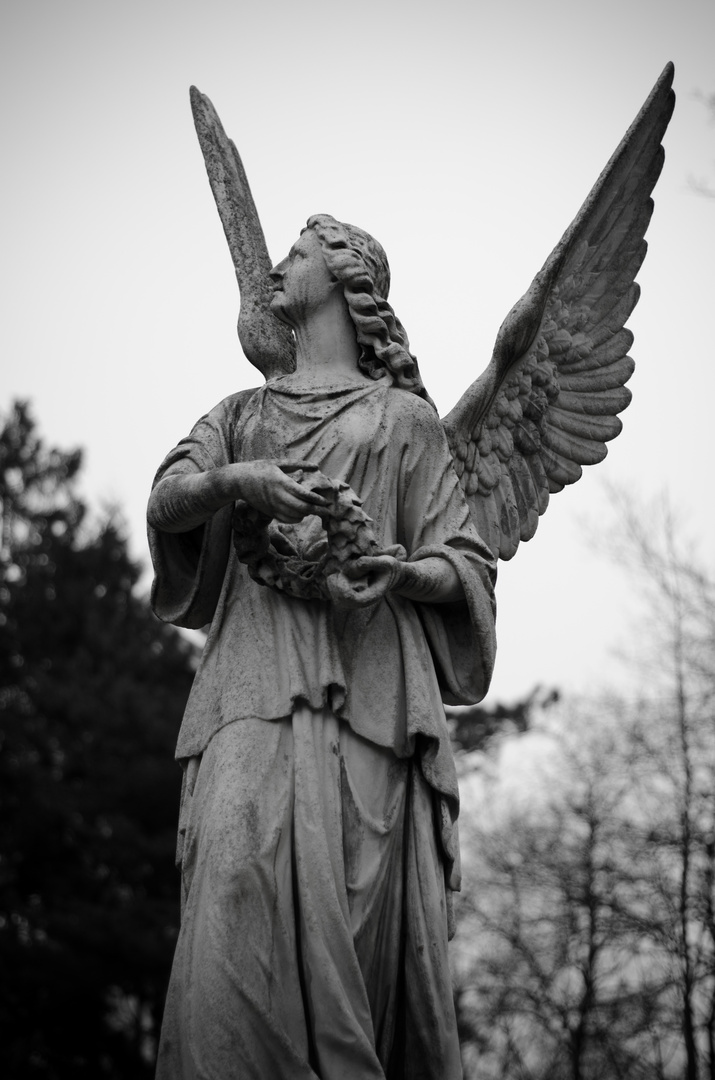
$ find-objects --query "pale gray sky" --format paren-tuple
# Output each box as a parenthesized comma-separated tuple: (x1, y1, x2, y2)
(2, 0, 714, 703)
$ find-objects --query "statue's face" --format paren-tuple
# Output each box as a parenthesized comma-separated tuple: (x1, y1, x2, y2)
(269, 230, 337, 325)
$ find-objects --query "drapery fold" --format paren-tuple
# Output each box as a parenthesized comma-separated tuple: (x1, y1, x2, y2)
(157, 710, 461, 1080)
(150, 377, 497, 1077)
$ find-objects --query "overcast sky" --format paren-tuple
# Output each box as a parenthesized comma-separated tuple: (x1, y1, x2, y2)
(2, 0, 714, 703)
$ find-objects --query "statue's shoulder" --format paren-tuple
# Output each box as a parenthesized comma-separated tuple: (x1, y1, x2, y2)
(386, 387, 443, 436)
(199, 385, 262, 430)
(209, 385, 261, 417)
(179, 387, 263, 466)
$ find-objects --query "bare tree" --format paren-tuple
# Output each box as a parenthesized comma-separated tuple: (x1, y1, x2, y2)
(455, 710, 674, 1080)
(606, 494, 715, 1079)
(454, 497, 715, 1079)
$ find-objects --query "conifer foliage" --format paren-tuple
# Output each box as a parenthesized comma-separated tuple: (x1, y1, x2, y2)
(0, 402, 195, 1077)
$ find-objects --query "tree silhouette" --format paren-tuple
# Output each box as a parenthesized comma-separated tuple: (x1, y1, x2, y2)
(0, 402, 196, 1077)
(446, 686, 559, 756)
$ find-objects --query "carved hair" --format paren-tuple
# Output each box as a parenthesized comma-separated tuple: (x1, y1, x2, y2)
(306, 214, 432, 404)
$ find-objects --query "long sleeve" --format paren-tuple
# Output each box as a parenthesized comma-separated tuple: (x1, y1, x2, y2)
(148, 389, 257, 628)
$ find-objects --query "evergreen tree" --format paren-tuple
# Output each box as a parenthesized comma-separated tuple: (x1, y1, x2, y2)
(0, 402, 196, 1077)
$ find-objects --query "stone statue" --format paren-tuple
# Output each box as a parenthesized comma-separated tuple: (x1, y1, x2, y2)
(147, 64, 674, 1079)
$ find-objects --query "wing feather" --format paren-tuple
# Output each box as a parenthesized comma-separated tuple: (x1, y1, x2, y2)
(541, 426, 609, 466)
(492, 476, 520, 560)
(510, 453, 540, 536)
(558, 357, 635, 393)
(548, 407, 623, 441)
(442, 63, 674, 559)
(526, 453, 550, 515)
(555, 386, 632, 414)
(444, 60, 673, 565)
(478, 490, 502, 557)
(541, 445, 582, 489)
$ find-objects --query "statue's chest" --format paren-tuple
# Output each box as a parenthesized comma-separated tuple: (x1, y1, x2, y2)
(237, 393, 387, 470)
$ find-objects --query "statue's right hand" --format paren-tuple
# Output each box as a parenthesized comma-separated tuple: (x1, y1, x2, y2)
(232, 461, 329, 524)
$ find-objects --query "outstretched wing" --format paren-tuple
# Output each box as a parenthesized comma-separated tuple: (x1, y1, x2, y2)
(443, 63, 675, 561)
(190, 87, 296, 380)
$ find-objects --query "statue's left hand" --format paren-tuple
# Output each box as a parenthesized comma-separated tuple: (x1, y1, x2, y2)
(326, 554, 402, 610)
(328, 551, 464, 607)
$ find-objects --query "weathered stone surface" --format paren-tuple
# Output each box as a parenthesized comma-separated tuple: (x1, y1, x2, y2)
(147, 64, 673, 1078)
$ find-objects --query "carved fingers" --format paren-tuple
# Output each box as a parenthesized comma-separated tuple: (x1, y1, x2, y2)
(235, 461, 329, 523)
(327, 555, 400, 609)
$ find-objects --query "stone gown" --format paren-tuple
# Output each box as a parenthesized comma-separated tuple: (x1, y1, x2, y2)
(149, 375, 497, 1079)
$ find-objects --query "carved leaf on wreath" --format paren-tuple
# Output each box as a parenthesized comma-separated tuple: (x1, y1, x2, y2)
(231, 465, 383, 599)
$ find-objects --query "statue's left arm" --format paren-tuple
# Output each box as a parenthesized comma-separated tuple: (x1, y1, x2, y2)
(328, 552, 463, 607)
(332, 395, 498, 704)
(400, 406, 498, 704)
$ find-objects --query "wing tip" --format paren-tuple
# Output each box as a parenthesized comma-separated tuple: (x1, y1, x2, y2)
(654, 63, 676, 126)
(190, 85, 216, 130)
(660, 61, 675, 87)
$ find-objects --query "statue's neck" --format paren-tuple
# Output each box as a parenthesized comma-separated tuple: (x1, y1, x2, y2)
(292, 293, 363, 383)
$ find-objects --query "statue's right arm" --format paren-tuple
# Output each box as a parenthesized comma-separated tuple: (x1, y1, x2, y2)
(148, 461, 329, 533)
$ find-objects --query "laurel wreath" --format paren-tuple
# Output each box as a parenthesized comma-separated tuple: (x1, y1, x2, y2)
(232, 463, 380, 600)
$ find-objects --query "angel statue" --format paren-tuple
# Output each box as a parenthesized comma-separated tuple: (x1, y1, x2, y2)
(147, 64, 674, 1080)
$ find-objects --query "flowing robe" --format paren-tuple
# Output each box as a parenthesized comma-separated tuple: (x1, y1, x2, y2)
(149, 376, 497, 1080)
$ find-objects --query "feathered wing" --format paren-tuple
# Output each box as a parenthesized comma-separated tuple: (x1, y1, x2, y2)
(442, 63, 675, 561)
(190, 87, 296, 380)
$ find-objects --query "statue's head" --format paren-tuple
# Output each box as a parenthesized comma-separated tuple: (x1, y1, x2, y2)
(305, 214, 430, 402)
(271, 214, 430, 402)
(306, 215, 392, 302)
